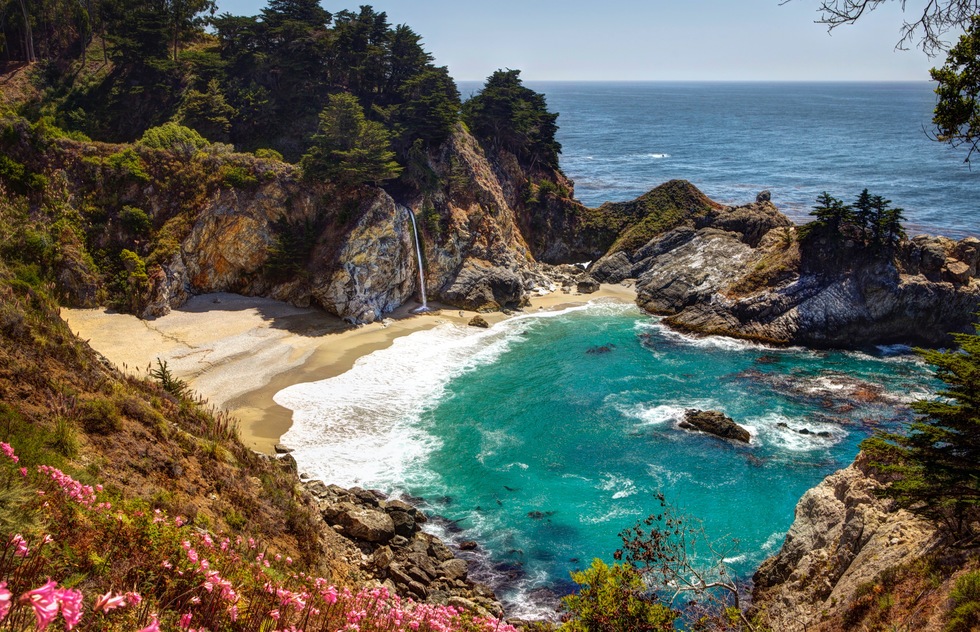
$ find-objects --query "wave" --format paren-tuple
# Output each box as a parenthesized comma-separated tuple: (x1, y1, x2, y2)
(276, 301, 637, 489)
(744, 412, 846, 452)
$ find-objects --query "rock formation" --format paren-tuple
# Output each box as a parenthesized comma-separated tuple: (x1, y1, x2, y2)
(752, 455, 937, 631)
(590, 188, 980, 348)
(678, 409, 751, 443)
(304, 480, 504, 619)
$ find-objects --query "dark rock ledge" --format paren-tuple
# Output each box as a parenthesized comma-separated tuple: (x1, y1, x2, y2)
(678, 409, 751, 443)
(303, 479, 505, 619)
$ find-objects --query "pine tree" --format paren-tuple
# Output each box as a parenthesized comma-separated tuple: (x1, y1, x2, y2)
(300, 93, 401, 187)
(853, 188, 874, 238)
(808, 191, 851, 235)
(863, 323, 980, 537)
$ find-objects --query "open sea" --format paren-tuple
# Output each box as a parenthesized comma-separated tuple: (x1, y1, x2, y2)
(465, 81, 978, 239)
(276, 83, 965, 617)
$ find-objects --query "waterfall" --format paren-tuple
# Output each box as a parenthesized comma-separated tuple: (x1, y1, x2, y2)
(402, 206, 430, 313)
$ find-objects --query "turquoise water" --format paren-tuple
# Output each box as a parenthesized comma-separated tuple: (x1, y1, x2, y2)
(275, 302, 933, 617)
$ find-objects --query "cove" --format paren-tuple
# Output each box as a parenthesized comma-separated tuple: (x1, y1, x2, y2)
(275, 301, 934, 618)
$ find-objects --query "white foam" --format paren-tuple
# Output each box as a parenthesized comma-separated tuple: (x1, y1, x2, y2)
(276, 302, 633, 489)
(746, 412, 846, 452)
(762, 530, 787, 553)
(598, 473, 637, 499)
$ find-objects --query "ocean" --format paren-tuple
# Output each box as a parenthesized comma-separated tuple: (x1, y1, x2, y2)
(275, 83, 959, 617)
(461, 81, 978, 239)
(276, 304, 933, 617)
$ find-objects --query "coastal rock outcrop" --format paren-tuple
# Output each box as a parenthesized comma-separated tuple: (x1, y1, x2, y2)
(752, 455, 936, 631)
(678, 409, 750, 443)
(590, 186, 980, 348)
(304, 480, 504, 618)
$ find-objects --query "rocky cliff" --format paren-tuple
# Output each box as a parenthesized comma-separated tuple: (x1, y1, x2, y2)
(751, 456, 943, 631)
(590, 188, 980, 348)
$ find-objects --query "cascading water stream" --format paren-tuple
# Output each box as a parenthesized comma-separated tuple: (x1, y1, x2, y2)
(402, 206, 430, 313)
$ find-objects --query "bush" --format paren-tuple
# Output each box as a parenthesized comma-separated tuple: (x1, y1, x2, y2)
(119, 206, 153, 236)
(105, 149, 150, 182)
(219, 164, 258, 189)
(254, 148, 284, 161)
(78, 398, 122, 434)
(947, 571, 980, 632)
(137, 122, 210, 154)
(560, 559, 676, 632)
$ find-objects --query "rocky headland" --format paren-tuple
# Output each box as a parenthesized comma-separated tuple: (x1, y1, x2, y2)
(591, 187, 980, 348)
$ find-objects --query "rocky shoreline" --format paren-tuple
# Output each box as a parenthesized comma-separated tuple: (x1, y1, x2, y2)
(298, 478, 510, 620)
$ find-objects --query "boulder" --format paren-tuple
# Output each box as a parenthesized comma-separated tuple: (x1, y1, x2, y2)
(440, 558, 469, 582)
(944, 259, 972, 285)
(576, 276, 600, 294)
(468, 315, 490, 328)
(389, 510, 417, 538)
(679, 409, 750, 443)
(756, 190, 771, 203)
(752, 456, 936, 631)
(326, 503, 395, 543)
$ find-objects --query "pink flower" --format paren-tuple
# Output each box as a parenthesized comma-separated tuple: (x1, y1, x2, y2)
(126, 592, 142, 606)
(0, 582, 11, 621)
(20, 580, 59, 630)
(322, 587, 338, 605)
(57, 588, 83, 630)
(269, 609, 280, 621)
(179, 612, 192, 629)
(93, 592, 128, 613)
(227, 605, 238, 621)
(1, 442, 18, 462)
(10, 534, 28, 557)
(18, 467, 26, 477)
(137, 615, 160, 632)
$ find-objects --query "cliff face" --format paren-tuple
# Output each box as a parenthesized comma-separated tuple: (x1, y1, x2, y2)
(751, 456, 939, 631)
(131, 124, 592, 321)
(590, 188, 980, 348)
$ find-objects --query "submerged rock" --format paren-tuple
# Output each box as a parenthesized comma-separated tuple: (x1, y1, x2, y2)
(678, 409, 751, 443)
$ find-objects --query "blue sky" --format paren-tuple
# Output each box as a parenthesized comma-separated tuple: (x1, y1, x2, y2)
(214, 1, 942, 81)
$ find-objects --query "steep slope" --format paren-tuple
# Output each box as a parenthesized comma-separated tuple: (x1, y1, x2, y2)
(751, 455, 980, 632)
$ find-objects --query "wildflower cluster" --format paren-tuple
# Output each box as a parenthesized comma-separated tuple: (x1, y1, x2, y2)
(0, 441, 518, 632)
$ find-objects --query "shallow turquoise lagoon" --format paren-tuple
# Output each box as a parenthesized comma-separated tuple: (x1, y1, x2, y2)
(276, 301, 933, 616)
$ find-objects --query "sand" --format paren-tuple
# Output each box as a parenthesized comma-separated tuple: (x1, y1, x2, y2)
(62, 283, 638, 454)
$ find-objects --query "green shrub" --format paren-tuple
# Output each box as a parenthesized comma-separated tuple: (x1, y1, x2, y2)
(0, 155, 48, 194)
(49, 416, 80, 458)
(78, 397, 122, 434)
(119, 206, 153, 236)
(947, 571, 980, 631)
(105, 148, 150, 182)
(254, 148, 283, 161)
(219, 164, 258, 189)
(138, 122, 209, 153)
(560, 559, 677, 632)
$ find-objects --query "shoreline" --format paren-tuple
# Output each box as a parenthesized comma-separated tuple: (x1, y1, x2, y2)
(62, 283, 637, 454)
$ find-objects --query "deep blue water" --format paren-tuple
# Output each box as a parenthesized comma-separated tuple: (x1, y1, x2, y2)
(459, 81, 978, 239)
(276, 304, 934, 617)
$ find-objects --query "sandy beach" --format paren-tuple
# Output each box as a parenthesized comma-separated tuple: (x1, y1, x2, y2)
(62, 283, 637, 454)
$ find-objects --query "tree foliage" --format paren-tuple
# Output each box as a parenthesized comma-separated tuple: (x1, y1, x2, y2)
(560, 559, 677, 632)
(462, 69, 561, 169)
(615, 493, 756, 631)
(932, 16, 980, 163)
(300, 93, 401, 187)
(803, 0, 980, 54)
(802, 189, 905, 252)
(863, 322, 980, 538)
